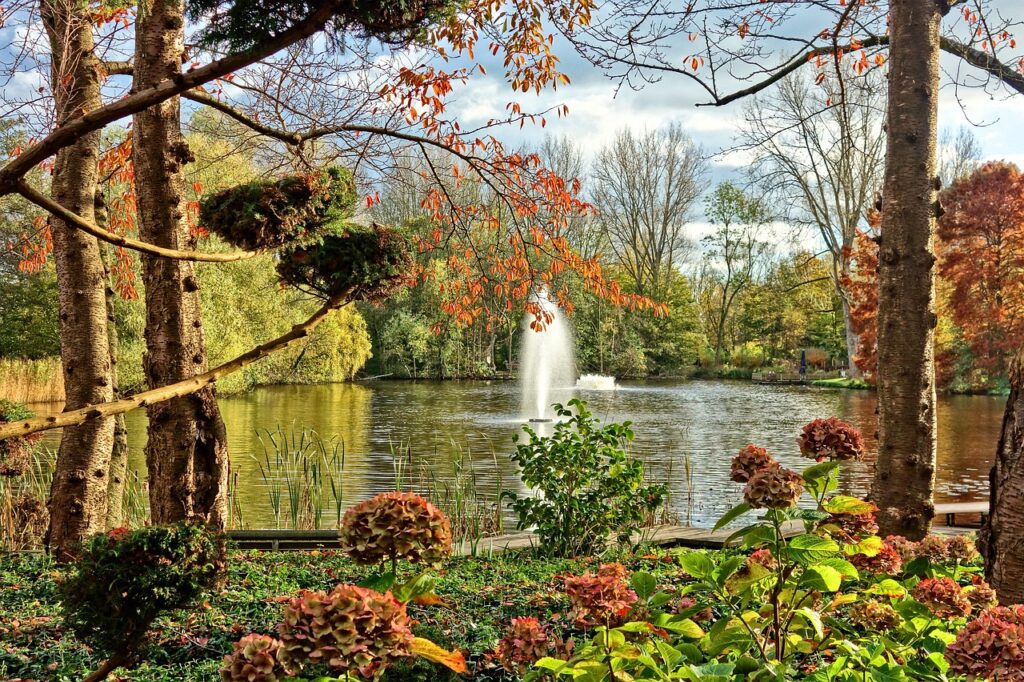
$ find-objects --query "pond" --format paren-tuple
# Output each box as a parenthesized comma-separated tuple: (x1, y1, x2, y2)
(38, 379, 1004, 529)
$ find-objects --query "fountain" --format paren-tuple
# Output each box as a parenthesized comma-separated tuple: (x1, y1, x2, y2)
(519, 290, 576, 422)
(576, 374, 617, 391)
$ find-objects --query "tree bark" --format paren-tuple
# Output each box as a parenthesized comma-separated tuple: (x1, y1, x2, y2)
(870, 0, 942, 539)
(96, 194, 130, 528)
(40, 0, 116, 559)
(980, 352, 1024, 604)
(840, 292, 861, 379)
(132, 0, 229, 528)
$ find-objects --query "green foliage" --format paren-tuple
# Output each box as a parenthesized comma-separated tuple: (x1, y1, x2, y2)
(200, 167, 357, 251)
(503, 399, 667, 557)
(277, 226, 413, 302)
(0, 400, 40, 477)
(59, 523, 224, 657)
(185, 0, 456, 51)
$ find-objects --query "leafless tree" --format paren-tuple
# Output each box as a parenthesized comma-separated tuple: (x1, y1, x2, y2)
(740, 69, 886, 376)
(938, 125, 983, 188)
(591, 123, 706, 299)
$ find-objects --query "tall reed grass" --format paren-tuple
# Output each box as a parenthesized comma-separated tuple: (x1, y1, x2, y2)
(0, 357, 64, 404)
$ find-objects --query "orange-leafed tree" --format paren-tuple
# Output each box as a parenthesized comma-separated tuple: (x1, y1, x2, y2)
(937, 161, 1024, 382)
(840, 223, 879, 381)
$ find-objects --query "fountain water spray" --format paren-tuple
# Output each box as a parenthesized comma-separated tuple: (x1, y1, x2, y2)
(576, 374, 617, 390)
(519, 290, 576, 421)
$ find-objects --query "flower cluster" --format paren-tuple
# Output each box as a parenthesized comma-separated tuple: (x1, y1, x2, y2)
(730, 444, 776, 483)
(674, 596, 714, 623)
(797, 417, 864, 462)
(945, 605, 1024, 680)
(885, 535, 920, 563)
(743, 465, 805, 509)
(965, 577, 999, 609)
(340, 491, 452, 567)
(849, 600, 902, 632)
(221, 634, 289, 682)
(946, 534, 981, 563)
(277, 584, 414, 678)
(563, 563, 638, 628)
(494, 617, 572, 674)
(748, 549, 778, 570)
(850, 542, 903, 576)
(884, 533, 981, 565)
(912, 577, 973, 619)
(818, 512, 878, 543)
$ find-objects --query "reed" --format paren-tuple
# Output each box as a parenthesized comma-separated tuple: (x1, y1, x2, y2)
(253, 425, 346, 530)
(0, 357, 64, 404)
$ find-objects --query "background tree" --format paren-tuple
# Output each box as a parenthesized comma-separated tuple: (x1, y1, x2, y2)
(591, 124, 706, 300)
(697, 183, 773, 365)
(741, 70, 885, 375)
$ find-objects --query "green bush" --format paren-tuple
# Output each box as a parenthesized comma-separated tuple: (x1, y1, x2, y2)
(502, 399, 666, 557)
(60, 523, 224, 657)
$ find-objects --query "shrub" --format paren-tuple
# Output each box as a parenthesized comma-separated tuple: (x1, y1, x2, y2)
(796, 416, 864, 462)
(503, 399, 666, 557)
(0, 399, 41, 477)
(946, 605, 1024, 679)
(276, 584, 414, 678)
(200, 167, 356, 251)
(59, 523, 223, 657)
(276, 225, 412, 302)
(340, 491, 453, 570)
(220, 634, 289, 682)
(563, 563, 638, 628)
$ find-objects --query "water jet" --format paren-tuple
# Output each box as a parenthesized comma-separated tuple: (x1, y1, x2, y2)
(519, 290, 576, 422)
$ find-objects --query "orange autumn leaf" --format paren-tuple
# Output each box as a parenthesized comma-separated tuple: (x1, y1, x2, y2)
(411, 637, 468, 673)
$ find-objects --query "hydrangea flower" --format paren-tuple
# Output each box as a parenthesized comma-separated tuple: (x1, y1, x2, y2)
(797, 417, 864, 462)
(730, 444, 777, 483)
(965, 577, 999, 609)
(849, 600, 902, 632)
(340, 491, 452, 567)
(946, 605, 1024, 680)
(221, 634, 289, 682)
(564, 563, 638, 628)
(494, 617, 571, 674)
(743, 466, 804, 509)
(912, 577, 972, 619)
(850, 542, 903, 576)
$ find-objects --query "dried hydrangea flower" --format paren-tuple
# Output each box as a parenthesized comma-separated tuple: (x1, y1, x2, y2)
(743, 466, 804, 509)
(965, 577, 999, 609)
(277, 584, 414, 678)
(748, 549, 779, 570)
(850, 542, 903, 576)
(730, 444, 777, 483)
(912, 577, 972, 619)
(914, 535, 951, 563)
(494, 617, 571, 674)
(849, 600, 902, 632)
(564, 563, 638, 628)
(221, 634, 289, 682)
(797, 417, 864, 462)
(817, 512, 879, 543)
(340, 491, 452, 567)
(884, 535, 919, 563)
(945, 534, 981, 563)
(674, 595, 714, 623)
(946, 605, 1024, 680)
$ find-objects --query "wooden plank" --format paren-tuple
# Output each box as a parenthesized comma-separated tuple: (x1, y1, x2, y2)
(934, 502, 988, 514)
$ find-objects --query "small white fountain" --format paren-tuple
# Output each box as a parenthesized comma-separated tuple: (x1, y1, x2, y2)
(576, 374, 617, 391)
(519, 290, 576, 422)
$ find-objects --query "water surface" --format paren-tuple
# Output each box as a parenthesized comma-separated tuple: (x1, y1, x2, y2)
(38, 379, 1003, 528)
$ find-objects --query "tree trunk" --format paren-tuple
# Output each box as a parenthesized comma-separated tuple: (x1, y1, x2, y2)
(132, 0, 229, 528)
(41, 0, 116, 559)
(870, 0, 942, 540)
(980, 352, 1024, 604)
(840, 295, 862, 379)
(96, 195, 130, 529)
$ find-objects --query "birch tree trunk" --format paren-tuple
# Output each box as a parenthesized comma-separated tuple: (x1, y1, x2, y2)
(40, 0, 116, 559)
(870, 0, 943, 539)
(132, 0, 229, 528)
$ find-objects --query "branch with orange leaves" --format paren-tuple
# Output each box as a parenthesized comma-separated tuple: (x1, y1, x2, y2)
(16, 181, 258, 262)
(0, 287, 355, 441)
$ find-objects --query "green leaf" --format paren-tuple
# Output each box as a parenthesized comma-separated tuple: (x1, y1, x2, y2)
(713, 502, 751, 531)
(393, 572, 436, 603)
(679, 551, 715, 580)
(795, 606, 825, 640)
(816, 557, 860, 580)
(866, 579, 906, 598)
(824, 495, 879, 515)
(358, 571, 396, 592)
(653, 613, 706, 639)
(740, 525, 777, 549)
(724, 561, 772, 595)
(802, 460, 840, 484)
(804, 564, 843, 592)
(786, 534, 840, 564)
(631, 571, 658, 600)
(844, 535, 883, 558)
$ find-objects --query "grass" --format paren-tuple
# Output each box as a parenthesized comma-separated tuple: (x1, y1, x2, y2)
(811, 377, 871, 390)
(0, 547, 696, 682)
(0, 357, 63, 404)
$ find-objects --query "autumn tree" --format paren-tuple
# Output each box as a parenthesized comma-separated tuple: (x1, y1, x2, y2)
(840, 225, 880, 380)
(937, 162, 1024, 383)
